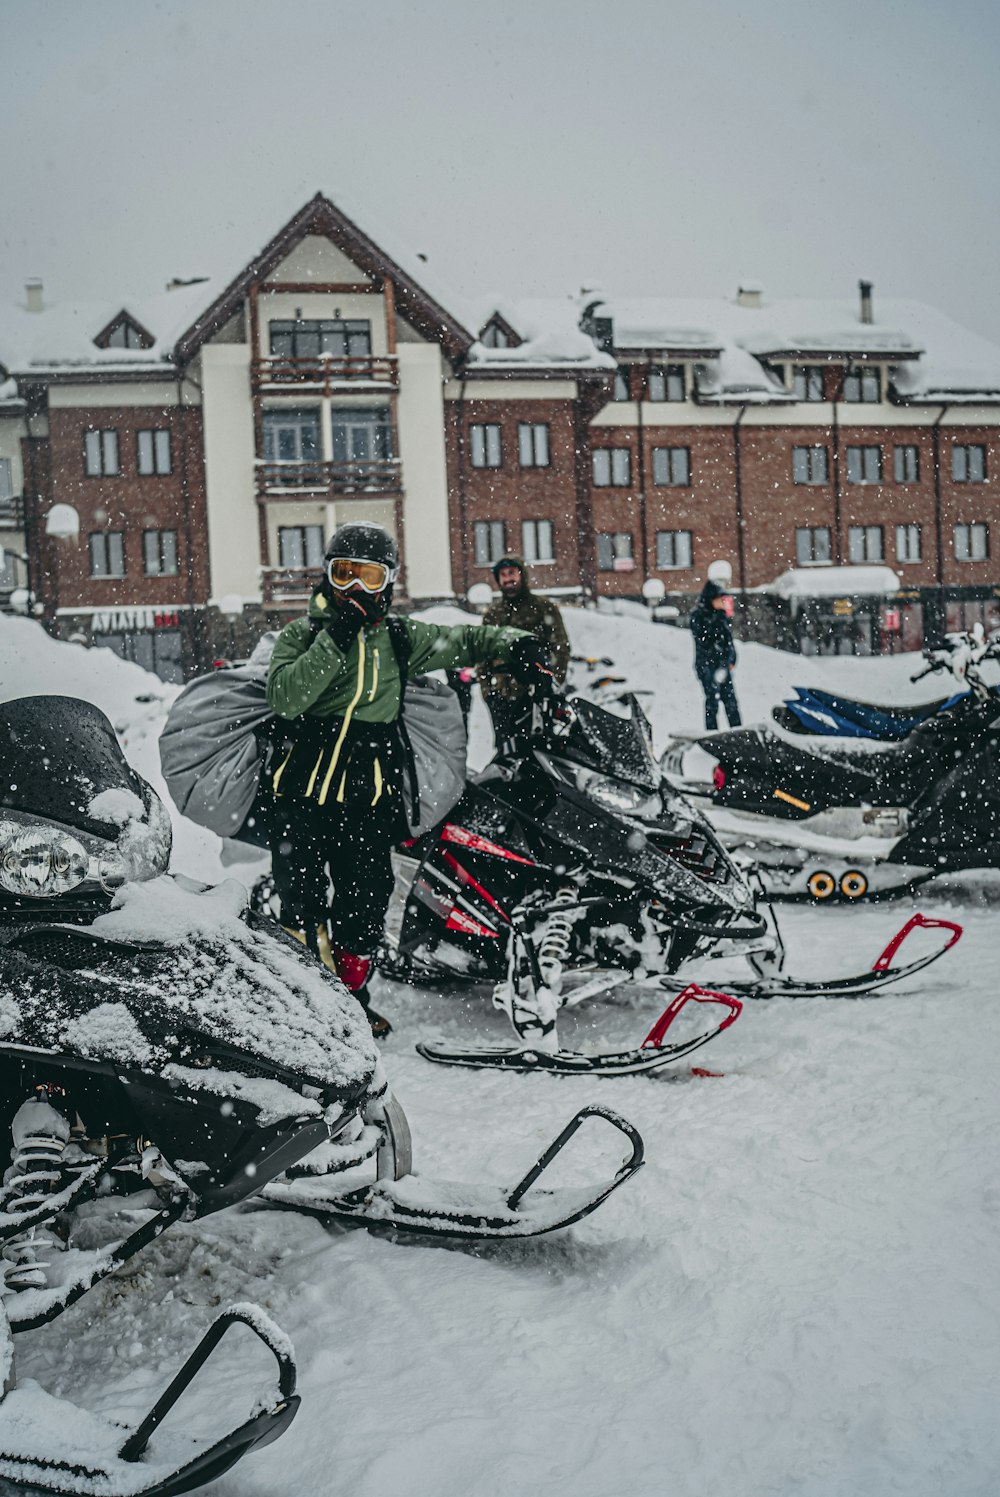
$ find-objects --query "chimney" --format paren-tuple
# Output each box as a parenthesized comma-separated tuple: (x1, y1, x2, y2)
(25, 279, 43, 312)
(737, 283, 762, 309)
(859, 279, 874, 325)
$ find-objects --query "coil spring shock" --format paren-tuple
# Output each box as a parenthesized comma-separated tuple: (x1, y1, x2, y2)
(535, 884, 580, 993)
(1, 1094, 71, 1295)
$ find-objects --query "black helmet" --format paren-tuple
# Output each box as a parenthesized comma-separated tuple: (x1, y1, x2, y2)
(325, 522, 399, 570)
(323, 522, 399, 618)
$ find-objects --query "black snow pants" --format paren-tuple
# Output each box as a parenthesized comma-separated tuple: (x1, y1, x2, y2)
(696, 660, 742, 731)
(266, 720, 407, 954)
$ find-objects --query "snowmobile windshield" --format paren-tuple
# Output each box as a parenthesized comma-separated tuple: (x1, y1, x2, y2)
(0, 695, 170, 869)
(561, 697, 660, 791)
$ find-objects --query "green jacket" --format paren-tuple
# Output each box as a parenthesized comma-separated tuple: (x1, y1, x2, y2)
(478, 587, 571, 700)
(267, 590, 527, 723)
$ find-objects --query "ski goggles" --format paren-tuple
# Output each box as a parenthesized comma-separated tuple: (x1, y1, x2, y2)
(326, 557, 398, 593)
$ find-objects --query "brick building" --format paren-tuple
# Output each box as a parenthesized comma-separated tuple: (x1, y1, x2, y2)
(1, 198, 999, 678)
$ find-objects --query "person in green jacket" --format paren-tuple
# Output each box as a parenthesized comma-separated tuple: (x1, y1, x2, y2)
(266, 522, 550, 1035)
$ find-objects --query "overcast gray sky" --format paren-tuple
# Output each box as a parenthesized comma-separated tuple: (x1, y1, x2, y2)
(3, 0, 999, 339)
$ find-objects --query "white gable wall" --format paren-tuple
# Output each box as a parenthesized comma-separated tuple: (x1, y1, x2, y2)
(271, 235, 372, 284)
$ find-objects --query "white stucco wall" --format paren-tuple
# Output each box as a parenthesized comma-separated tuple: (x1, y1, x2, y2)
(272, 236, 372, 284)
(396, 345, 452, 597)
(48, 382, 193, 409)
(200, 344, 260, 602)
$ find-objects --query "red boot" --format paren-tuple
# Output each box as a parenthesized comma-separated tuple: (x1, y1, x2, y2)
(328, 942, 393, 1039)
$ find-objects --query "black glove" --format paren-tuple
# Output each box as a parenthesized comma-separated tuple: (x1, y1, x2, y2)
(325, 594, 370, 652)
(509, 636, 556, 700)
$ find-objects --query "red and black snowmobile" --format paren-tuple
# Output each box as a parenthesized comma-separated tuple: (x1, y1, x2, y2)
(383, 696, 962, 1076)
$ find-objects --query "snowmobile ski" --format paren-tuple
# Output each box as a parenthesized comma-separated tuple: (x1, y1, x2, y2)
(0, 1303, 299, 1497)
(662, 912, 963, 1000)
(415, 984, 742, 1077)
(261, 1104, 643, 1237)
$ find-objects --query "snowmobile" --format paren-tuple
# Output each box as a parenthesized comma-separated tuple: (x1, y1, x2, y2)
(662, 633, 1000, 901)
(379, 694, 962, 1075)
(0, 695, 647, 1494)
(773, 628, 1000, 740)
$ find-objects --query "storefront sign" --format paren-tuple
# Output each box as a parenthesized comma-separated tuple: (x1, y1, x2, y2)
(91, 607, 181, 633)
(883, 608, 901, 631)
(832, 598, 854, 616)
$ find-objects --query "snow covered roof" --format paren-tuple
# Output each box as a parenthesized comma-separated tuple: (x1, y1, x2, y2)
(763, 565, 902, 599)
(465, 295, 616, 373)
(586, 293, 1000, 403)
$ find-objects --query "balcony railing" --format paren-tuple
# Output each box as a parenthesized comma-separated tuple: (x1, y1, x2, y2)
(0, 494, 24, 529)
(253, 354, 398, 390)
(256, 458, 402, 497)
(261, 567, 317, 605)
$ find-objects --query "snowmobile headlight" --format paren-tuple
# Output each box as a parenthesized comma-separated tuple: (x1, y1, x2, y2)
(0, 819, 126, 898)
(585, 777, 662, 820)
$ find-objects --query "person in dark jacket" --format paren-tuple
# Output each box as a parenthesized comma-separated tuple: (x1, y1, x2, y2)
(477, 555, 571, 744)
(265, 522, 550, 1034)
(690, 580, 742, 730)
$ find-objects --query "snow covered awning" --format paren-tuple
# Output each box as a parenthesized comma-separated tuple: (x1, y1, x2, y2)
(763, 566, 901, 600)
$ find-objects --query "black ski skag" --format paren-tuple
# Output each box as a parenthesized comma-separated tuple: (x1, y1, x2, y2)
(661, 912, 963, 1000)
(417, 983, 742, 1077)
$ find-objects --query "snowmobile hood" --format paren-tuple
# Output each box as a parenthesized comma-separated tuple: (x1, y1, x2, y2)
(0, 879, 380, 1108)
(0, 695, 171, 879)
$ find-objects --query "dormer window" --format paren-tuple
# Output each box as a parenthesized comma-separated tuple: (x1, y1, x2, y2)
(479, 314, 521, 350)
(93, 312, 155, 351)
(842, 366, 881, 403)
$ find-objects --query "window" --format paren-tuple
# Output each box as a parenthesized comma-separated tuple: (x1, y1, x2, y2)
(263, 409, 321, 471)
(952, 444, 987, 483)
(651, 446, 691, 486)
(480, 322, 510, 349)
(845, 445, 883, 484)
(89, 531, 125, 578)
(848, 525, 884, 563)
(518, 423, 550, 468)
(137, 429, 172, 476)
(106, 320, 146, 350)
(792, 365, 825, 401)
(647, 364, 685, 402)
(592, 448, 631, 486)
(613, 368, 631, 402)
(474, 520, 506, 567)
(842, 366, 881, 403)
(278, 524, 325, 570)
(894, 445, 919, 484)
(142, 529, 179, 576)
(954, 523, 988, 561)
(268, 319, 371, 359)
(792, 445, 829, 484)
(796, 527, 832, 566)
(84, 429, 120, 476)
(0, 457, 11, 501)
(895, 524, 922, 563)
(521, 519, 554, 564)
(470, 423, 502, 468)
(656, 530, 693, 569)
(597, 532, 634, 571)
(330, 407, 393, 463)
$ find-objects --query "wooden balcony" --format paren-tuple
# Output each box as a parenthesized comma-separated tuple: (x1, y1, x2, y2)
(252, 354, 398, 391)
(256, 458, 402, 498)
(0, 494, 24, 529)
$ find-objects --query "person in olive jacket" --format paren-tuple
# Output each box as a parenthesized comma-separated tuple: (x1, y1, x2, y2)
(266, 522, 547, 1035)
(689, 578, 742, 730)
(477, 554, 571, 744)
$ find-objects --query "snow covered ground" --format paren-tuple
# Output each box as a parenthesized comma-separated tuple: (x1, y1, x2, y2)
(2, 609, 999, 1497)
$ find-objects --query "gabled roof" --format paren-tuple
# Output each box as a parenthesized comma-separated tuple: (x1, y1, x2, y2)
(173, 193, 475, 364)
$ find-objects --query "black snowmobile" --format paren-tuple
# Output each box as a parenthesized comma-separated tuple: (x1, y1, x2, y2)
(0, 695, 645, 1495)
(664, 633, 1000, 901)
(381, 695, 961, 1074)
